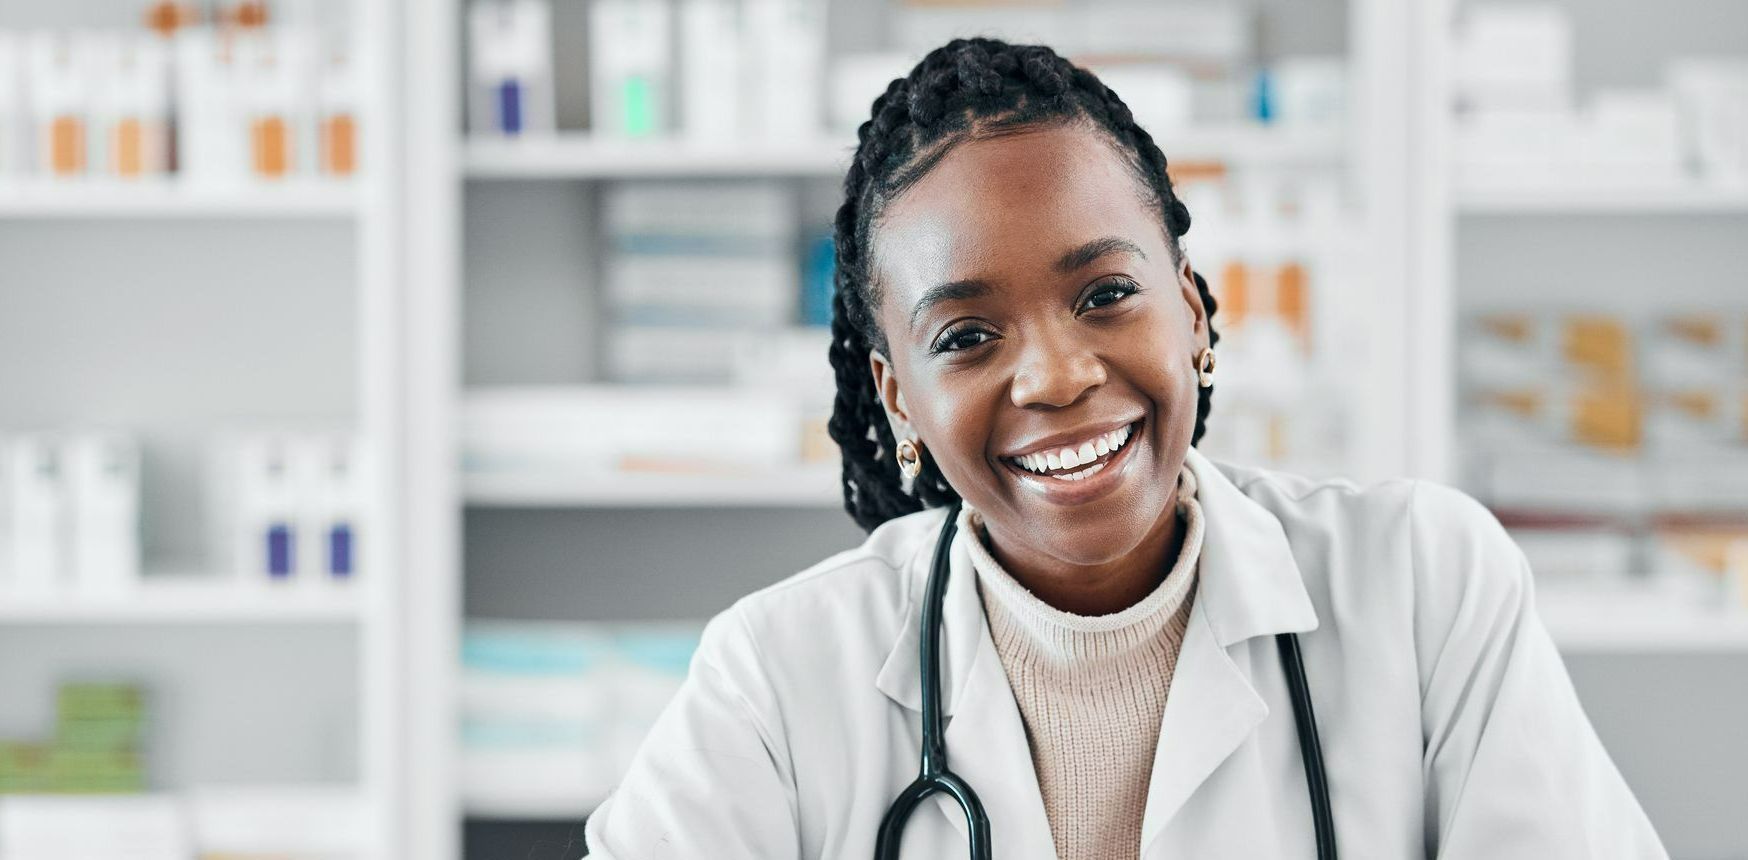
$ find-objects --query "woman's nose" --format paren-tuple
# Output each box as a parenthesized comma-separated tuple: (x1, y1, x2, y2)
(1008, 330, 1107, 408)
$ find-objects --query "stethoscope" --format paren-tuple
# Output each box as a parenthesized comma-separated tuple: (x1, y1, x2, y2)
(875, 501, 1338, 860)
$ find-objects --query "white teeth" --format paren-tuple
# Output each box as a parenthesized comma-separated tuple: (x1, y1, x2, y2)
(1051, 462, 1106, 481)
(1009, 421, 1137, 476)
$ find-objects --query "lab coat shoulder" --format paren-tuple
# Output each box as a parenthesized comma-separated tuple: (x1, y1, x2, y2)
(1399, 479, 1667, 859)
(1215, 461, 1665, 857)
(583, 507, 939, 859)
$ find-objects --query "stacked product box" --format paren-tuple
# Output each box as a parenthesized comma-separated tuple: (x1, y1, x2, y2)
(464, 386, 805, 478)
(0, 683, 146, 795)
(459, 621, 702, 817)
(879, 1, 1343, 136)
(1450, 2, 1748, 188)
(602, 180, 799, 384)
(1460, 308, 1748, 603)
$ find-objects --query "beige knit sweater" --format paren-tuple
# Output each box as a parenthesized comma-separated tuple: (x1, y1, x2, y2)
(960, 462, 1204, 860)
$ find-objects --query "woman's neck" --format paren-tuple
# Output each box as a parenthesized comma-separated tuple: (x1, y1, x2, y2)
(979, 506, 1186, 617)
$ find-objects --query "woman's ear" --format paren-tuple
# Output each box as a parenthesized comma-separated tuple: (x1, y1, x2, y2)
(1179, 255, 1210, 349)
(868, 349, 915, 440)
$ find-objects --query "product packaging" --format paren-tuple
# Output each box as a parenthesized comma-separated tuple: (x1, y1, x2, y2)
(1667, 57, 1748, 184)
(316, 42, 360, 176)
(25, 30, 90, 178)
(5, 434, 69, 595)
(588, 0, 670, 138)
(744, 0, 825, 140)
(0, 32, 23, 176)
(64, 431, 142, 596)
(468, 0, 556, 137)
(678, 0, 744, 140)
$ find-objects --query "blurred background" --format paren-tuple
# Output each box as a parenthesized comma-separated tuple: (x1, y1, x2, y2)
(0, 0, 1743, 857)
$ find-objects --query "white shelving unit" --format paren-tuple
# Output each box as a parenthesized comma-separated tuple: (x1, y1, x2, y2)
(1540, 589, 1748, 653)
(462, 465, 843, 509)
(0, 182, 362, 218)
(462, 122, 1345, 180)
(0, 583, 366, 624)
(1456, 180, 1748, 214)
(1409, 2, 1748, 855)
(0, 2, 405, 858)
(465, 134, 855, 178)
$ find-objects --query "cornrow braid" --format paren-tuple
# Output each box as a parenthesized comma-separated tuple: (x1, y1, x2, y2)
(828, 37, 1221, 533)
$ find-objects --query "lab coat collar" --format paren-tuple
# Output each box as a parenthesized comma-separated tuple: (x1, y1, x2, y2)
(873, 446, 1318, 714)
(1180, 445, 1321, 647)
(873, 446, 1319, 855)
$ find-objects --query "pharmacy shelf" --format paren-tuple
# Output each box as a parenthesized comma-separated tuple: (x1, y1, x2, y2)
(1456, 180, 1748, 214)
(0, 579, 364, 624)
(0, 182, 361, 218)
(1539, 586, 1748, 653)
(463, 465, 842, 508)
(463, 123, 1345, 180)
(465, 135, 855, 178)
(462, 795, 603, 822)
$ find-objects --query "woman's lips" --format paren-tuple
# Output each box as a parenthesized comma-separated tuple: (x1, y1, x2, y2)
(999, 417, 1145, 505)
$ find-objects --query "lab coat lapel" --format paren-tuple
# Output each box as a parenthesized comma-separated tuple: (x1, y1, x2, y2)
(873, 448, 1319, 858)
(874, 506, 1057, 858)
(1139, 448, 1320, 854)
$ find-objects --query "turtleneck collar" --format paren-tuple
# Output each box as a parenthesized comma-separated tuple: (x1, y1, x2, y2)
(959, 461, 1204, 672)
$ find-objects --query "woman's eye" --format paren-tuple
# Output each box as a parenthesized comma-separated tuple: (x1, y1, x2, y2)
(1083, 280, 1140, 311)
(933, 327, 994, 354)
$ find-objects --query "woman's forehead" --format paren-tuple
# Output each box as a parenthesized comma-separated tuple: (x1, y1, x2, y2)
(870, 125, 1163, 296)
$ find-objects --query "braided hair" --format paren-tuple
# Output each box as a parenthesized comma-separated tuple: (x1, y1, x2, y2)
(828, 37, 1221, 533)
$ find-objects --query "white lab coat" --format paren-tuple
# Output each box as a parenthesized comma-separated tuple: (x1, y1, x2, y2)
(584, 446, 1667, 859)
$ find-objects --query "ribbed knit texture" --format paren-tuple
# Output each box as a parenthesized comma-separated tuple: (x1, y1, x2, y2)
(960, 461, 1203, 860)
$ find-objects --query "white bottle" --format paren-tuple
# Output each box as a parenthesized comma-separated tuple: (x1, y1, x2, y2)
(315, 40, 360, 177)
(469, 0, 557, 137)
(679, 0, 743, 140)
(6, 434, 70, 595)
(0, 431, 11, 592)
(588, 0, 671, 138)
(744, 0, 825, 141)
(229, 432, 303, 583)
(25, 30, 91, 178)
(293, 431, 366, 586)
(176, 27, 246, 186)
(65, 431, 141, 596)
(0, 32, 25, 177)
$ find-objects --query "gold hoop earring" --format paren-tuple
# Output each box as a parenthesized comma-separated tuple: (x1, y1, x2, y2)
(1195, 347, 1217, 388)
(895, 437, 923, 479)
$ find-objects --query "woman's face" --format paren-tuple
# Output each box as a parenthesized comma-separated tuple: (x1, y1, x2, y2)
(867, 122, 1208, 571)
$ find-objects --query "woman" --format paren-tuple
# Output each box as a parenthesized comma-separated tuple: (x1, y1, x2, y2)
(584, 38, 1666, 859)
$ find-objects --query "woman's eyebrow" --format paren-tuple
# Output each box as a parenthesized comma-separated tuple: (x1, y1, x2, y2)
(1055, 236, 1147, 274)
(906, 236, 1147, 334)
(909, 279, 991, 333)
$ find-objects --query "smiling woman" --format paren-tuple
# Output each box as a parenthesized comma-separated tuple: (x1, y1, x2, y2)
(583, 37, 1668, 860)
(825, 40, 1219, 545)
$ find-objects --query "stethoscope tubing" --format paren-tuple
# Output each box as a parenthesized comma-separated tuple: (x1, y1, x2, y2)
(876, 501, 1337, 860)
(1278, 631, 1337, 859)
(875, 501, 993, 860)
